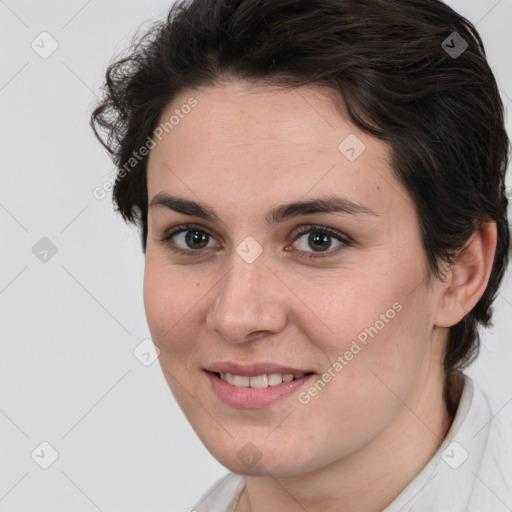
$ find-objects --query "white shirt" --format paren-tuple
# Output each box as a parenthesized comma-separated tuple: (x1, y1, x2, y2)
(193, 374, 512, 511)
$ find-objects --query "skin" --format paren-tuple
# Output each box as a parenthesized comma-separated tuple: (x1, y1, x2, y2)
(143, 80, 496, 512)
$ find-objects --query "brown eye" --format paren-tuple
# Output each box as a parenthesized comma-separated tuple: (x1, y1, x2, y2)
(183, 230, 210, 249)
(291, 225, 351, 257)
(162, 225, 218, 255)
(306, 232, 333, 252)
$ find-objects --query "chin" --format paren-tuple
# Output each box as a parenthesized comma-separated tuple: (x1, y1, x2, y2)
(201, 435, 321, 478)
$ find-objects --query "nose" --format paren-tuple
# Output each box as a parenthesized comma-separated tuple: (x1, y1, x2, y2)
(205, 253, 288, 344)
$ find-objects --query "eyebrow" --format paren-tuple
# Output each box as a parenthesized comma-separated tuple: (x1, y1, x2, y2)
(148, 192, 378, 226)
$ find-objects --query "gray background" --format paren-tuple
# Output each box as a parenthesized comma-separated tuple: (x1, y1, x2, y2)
(0, 1, 511, 511)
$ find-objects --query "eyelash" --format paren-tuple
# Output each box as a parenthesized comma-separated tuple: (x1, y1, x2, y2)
(160, 223, 352, 259)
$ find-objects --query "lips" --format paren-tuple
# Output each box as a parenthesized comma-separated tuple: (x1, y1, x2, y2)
(204, 362, 315, 408)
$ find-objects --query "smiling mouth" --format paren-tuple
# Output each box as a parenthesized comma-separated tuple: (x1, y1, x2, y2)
(211, 371, 314, 388)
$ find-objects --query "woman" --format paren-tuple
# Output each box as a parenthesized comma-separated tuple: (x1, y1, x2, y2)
(91, 0, 512, 510)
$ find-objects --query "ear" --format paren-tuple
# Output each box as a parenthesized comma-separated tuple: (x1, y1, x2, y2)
(434, 221, 497, 328)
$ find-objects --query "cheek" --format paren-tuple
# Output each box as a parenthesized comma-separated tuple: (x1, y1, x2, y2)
(298, 263, 432, 398)
(293, 269, 404, 357)
(142, 253, 201, 354)
(142, 256, 208, 412)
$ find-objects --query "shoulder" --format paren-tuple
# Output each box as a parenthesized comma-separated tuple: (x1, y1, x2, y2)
(193, 472, 246, 512)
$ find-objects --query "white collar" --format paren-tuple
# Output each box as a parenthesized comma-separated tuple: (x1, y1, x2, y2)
(383, 374, 495, 511)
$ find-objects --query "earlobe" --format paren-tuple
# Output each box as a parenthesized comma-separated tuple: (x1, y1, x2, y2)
(434, 221, 497, 328)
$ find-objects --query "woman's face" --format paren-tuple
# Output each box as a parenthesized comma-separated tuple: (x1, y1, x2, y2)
(143, 80, 448, 477)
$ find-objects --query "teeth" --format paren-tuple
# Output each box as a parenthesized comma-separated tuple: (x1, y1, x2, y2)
(219, 372, 306, 388)
(233, 375, 250, 387)
(249, 374, 268, 388)
(268, 373, 283, 386)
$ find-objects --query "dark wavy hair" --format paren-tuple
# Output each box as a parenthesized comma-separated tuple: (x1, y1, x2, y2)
(91, 0, 510, 397)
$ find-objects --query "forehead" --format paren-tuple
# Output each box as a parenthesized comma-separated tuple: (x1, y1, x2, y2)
(155, 80, 364, 156)
(146, 80, 414, 222)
